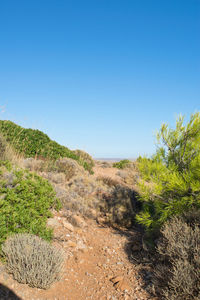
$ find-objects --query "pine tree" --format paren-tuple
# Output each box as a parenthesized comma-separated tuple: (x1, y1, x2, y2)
(136, 112, 200, 233)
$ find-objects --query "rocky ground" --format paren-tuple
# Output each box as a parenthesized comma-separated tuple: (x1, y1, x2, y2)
(0, 162, 157, 300)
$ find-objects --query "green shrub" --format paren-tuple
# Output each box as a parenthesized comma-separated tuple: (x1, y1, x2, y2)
(73, 149, 94, 170)
(2, 233, 65, 289)
(154, 213, 200, 299)
(136, 113, 200, 233)
(0, 120, 93, 172)
(0, 162, 61, 247)
(113, 159, 132, 169)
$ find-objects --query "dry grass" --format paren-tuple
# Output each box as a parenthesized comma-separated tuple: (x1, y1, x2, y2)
(95, 161, 112, 168)
(73, 149, 94, 167)
(21, 157, 85, 181)
(0, 134, 22, 164)
(116, 162, 139, 185)
(153, 213, 200, 300)
(96, 175, 120, 187)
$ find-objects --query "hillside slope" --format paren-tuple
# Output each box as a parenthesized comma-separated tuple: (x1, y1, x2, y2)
(0, 120, 93, 172)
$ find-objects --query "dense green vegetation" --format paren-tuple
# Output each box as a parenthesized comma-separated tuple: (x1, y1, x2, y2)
(113, 159, 131, 169)
(136, 112, 200, 234)
(136, 113, 200, 299)
(0, 160, 61, 249)
(0, 120, 93, 172)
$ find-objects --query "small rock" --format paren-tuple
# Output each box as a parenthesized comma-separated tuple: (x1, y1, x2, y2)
(97, 263, 102, 267)
(47, 218, 60, 227)
(0, 266, 5, 273)
(3, 273, 9, 281)
(89, 209, 97, 218)
(103, 264, 107, 269)
(80, 259, 85, 264)
(79, 247, 88, 253)
(114, 279, 131, 292)
(110, 276, 124, 284)
(96, 217, 105, 224)
(63, 221, 74, 232)
(66, 240, 77, 248)
(110, 275, 131, 292)
(71, 215, 86, 227)
(77, 240, 87, 250)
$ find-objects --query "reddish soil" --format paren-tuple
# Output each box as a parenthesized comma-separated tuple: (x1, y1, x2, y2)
(0, 165, 156, 300)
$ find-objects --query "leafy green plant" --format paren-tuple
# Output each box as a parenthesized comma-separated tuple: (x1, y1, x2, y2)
(136, 112, 200, 233)
(0, 162, 61, 248)
(0, 120, 93, 172)
(113, 159, 131, 169)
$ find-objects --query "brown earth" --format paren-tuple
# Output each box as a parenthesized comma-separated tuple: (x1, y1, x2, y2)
(0, 163, 157, 300)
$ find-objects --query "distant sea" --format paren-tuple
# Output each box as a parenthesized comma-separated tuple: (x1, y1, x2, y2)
(95, 158, 136, 162)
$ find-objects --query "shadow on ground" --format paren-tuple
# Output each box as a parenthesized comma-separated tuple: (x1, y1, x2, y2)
(101, 183, 142, 227)
(0, 283, 22, 300)
(98, 179, 160, 298)
(111, 224, 158, 298)
(104, 183, 159, 299)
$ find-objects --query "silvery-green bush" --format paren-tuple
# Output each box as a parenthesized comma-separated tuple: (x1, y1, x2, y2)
(2, 234, 65, 289)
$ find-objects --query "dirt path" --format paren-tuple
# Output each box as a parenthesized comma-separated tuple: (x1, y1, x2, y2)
(0, 213, 153, 300)
(0, 164, 155, 300)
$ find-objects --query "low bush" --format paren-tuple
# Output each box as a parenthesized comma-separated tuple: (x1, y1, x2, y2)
(21, 158, 46, 172)
(73, 149, 94, 170)
(113, 159, 132, 169)
(22, 157, 84, 182)
(154, 213, 200, 300)
(2, 233, 65, 289)
(0, 161, 61, 247)
(41, 172, 66, 184)
(55, 157, 83, 180)
(117, 169, 139, 185)
(101, 184, 137, 226)
(59, 175, 104, 216)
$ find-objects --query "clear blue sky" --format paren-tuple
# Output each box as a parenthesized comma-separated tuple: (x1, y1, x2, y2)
(0, 0, 199, 158)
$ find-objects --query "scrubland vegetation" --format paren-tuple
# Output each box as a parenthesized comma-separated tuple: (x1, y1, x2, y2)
(113, 159, 134, 169)
(0, 114, 199, 298)
(113, 159, 132, 169)
(0, 120, 93, 172)
(136, 112, 200, 299)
